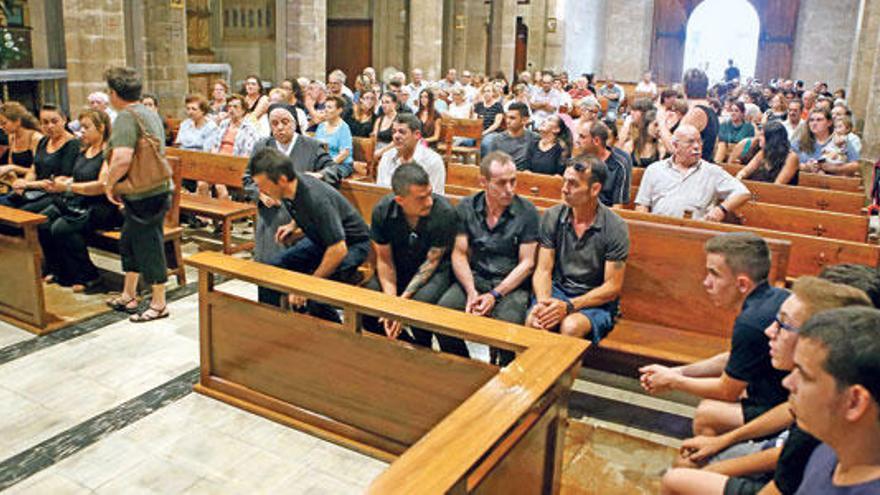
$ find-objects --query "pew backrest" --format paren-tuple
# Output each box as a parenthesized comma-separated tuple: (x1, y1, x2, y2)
(166, 147, 249, 190)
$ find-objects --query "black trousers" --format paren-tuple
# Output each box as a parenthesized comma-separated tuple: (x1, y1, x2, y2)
(120, 193, 171, 285)
(37, 201, 122, 286)
(362, 268, 469, 358)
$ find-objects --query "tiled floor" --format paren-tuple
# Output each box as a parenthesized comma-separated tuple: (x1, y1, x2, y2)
(0, 240, 691, 493)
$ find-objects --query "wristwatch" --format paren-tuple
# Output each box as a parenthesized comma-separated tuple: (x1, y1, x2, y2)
(489, 289, 503, 301)
(565, 300, 575, 314)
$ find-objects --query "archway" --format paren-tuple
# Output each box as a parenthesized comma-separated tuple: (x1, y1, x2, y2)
(683, 0, 760, 83)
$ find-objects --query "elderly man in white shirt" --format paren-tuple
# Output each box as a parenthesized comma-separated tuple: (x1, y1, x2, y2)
(376, 113, 446, 193)
(635, 125, 750, 222)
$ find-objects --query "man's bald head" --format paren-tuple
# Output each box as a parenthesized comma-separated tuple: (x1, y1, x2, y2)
(672, 124, 702, 167)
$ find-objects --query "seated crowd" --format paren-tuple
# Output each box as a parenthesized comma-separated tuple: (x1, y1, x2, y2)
(0, 63, 877, 494)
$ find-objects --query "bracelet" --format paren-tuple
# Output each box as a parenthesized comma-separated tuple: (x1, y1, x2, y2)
(489, 289, 503, 301)
(565, 300, 575, 314)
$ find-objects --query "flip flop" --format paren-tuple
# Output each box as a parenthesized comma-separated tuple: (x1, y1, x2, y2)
(107, 295, 139, 314)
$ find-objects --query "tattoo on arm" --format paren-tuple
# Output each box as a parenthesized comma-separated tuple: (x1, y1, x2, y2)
(401, 247, 446, 298)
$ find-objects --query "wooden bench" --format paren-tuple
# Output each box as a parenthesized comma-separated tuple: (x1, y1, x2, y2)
(448, 163, 872, 243)
(340, 180, 792, 365)
(166, 148, 256, 254)
(89, 156, 186, 286)
(437, 117, 483, 165)
(719, 162, 864, 193)
(352, 136, 377, 180)
(187, 251, 587, 494)
(417, 176, 880, 279)
(0, 205, 49, 333)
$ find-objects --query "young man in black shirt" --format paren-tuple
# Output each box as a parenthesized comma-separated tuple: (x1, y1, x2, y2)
(248, 147, 371, 321)
(661, 276, 871, 495)
(437, 151, 540, 365)
(363, 163, 464, 355)
(640, 233, 790, 437)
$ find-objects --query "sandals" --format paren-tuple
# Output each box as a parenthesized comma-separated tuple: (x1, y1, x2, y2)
(107, 295, 139, 314)
(130, 305, 169, 323)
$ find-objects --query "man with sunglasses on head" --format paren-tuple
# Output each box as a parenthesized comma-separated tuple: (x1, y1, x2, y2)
(660, 276, 871, 495)
(525, 155, 629, 344)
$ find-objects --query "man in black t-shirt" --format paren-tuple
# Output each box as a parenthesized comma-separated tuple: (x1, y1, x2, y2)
(640, 233, 789, 437)
(363, 163, 463, 355)
(660, 276, 872, 495)
(248, 147, 371, 321)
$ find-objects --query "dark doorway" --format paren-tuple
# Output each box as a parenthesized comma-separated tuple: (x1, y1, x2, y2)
(326, 20, 372, 82)
(515, 17, 528, 76)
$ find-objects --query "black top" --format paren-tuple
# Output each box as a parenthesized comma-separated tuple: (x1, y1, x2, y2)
(599, 147, 633, 207)
(456, 192, 540, 285)
(775, 425, 820, 495)
(697, 104, 719, 162)
(281, 172, 370, 249)
(1, 148, 34, 168)
(34, 137, 79, 180)
(634, 150, 660, 168)
(527, 141, 566, 176)
(376, 117, 394, 143)
(724, 282, 790, 410)
(370, 193, 458, 285)
(538, 203, 630, 296)
(67, 150, 107, 209)
(474, 101, 504, 131)
(750, 160, 799, 186)
(345, 113, 376, 138)
(724, 65, 741, 82)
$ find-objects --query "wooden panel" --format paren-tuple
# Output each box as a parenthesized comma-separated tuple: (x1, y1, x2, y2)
(326, 20, 372, 83)
(650, 0, 692, 84)
(207, 292, 497, 448)
(0, 231, 45, 328)
(719, 163, 863, 193)
(736, 202, 868, 243)
(604, 320, 729, 363)
(754, 0, 800, 81)
(167, 147, 248, 188)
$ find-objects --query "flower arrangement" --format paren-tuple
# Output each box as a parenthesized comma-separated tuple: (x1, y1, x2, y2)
(0, 28, 25, 68)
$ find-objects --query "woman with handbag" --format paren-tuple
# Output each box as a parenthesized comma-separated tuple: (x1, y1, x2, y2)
(38, 109, 122, 291)
(0, 104, 78, 212)
(103, 67, 174, 323)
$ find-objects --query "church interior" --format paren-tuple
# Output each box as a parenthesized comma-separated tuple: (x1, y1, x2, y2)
(1, 0, 880, 493)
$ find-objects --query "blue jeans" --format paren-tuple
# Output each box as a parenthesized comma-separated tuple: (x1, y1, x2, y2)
(259, 237, 370, 321)
(530, 283, 619, 345)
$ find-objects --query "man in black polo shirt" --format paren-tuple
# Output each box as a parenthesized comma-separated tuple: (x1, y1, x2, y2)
(364, 163, 464, 355)
(248, 147, 371, 320)
(575, 120, 632, 207)
(640, 233, 790, 438)
(525, 155, 630, 343)
(437, 151, 541, 365)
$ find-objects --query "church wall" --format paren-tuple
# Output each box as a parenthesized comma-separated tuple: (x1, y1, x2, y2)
(791, 0, 860, 92)
(328, 0, 371, 18)
(61, 0, 127, 109)
(208, 0, 278, 86)
(602, 0, 654, 83)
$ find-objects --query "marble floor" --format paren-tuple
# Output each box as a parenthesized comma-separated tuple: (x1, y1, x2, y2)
(0, 239, 693, 493)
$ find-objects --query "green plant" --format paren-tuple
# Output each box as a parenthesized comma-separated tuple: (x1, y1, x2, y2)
(0, 27, 25, 67)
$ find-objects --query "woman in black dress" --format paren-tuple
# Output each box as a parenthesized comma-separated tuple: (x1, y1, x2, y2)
(345, 88, 377, 138)
(0, 104, 78, 212)
(0, 102, 43, 191)
(38, 109, 122, 291)
(526, 114, 571, 175)
(736, 120, 799, 185)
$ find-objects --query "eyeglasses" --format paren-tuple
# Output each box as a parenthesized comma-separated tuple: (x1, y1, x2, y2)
(774, 312, 799, 333)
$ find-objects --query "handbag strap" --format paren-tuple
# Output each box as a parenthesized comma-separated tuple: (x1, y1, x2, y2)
(124, 108, 163, 156)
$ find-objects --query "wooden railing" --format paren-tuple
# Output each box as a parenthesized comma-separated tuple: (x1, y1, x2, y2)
(187, 251, 589, 494)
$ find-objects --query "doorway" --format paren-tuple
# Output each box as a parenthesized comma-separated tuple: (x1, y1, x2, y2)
(514, 17, 528, 77)
(326, 19, 373, 82)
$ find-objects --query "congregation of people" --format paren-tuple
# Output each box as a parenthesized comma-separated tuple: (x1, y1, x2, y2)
(0, 61, 878, 494)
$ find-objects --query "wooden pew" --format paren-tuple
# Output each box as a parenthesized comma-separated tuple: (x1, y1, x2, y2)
(719, 162, 863, 193)
(448, 163, 872, 243)
(89, 156, 187, 286)
(166, 148, 256, 254)
(187, 251, 587, 494)
(352, 136, 376, 179)
(405, 177, 879, 279)
(340, 181, 791, 364)
(0, 206, 49, 333)
(438, 117, 483, 165)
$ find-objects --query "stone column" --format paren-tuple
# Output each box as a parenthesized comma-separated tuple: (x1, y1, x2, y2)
(281, 0, 326, 82)
(126, 0, 189, 117)
(61, 0, 127, 107)
(487, 0, 516, 80)
(409, 0, 444, 80)
(857, 3, 880, 161)
(847, 0, 880, 131)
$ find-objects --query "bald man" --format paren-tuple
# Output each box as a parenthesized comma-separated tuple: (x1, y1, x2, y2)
(634, 125, 750, 222)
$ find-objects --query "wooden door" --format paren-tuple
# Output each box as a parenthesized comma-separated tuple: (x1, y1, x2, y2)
(514, 17, 528, 76)
(754, 0, 799, 81)
(326, 20, 372, 82)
